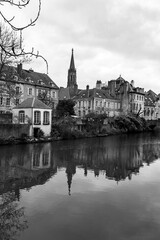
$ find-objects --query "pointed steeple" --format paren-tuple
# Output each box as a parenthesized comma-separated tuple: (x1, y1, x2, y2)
(67, 49, 78, 93)
(69, 48, 76, 70)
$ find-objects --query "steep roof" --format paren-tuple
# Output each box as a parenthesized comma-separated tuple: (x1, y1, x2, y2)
(116, 75, 126, 82)
(146, 90, 157, 102)
(144, 95, 155, 107)
(69, 49, 76, 70)
(59, 87, 71, 100)
(0, 64, 59, 89)
(14, 97, 51, 109)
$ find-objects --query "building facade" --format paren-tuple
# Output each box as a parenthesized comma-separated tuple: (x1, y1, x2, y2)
(12, 97, 52, 137)
(73, 85, 121, 117)
(0, 64, 59, 113)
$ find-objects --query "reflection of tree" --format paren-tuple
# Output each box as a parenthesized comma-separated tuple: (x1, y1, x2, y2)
(0, 192, 28, 240)
(143, 143, 160, 165)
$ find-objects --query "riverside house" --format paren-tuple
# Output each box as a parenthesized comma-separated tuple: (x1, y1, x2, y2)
(12, 97, 52, 138)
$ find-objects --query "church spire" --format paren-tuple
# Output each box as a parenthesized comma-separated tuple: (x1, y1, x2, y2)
(67, 49, 78, 92)
(69, 48, 76, 70)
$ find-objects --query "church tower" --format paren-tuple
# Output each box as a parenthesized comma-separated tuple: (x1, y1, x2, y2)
(67, 49, 78, 94)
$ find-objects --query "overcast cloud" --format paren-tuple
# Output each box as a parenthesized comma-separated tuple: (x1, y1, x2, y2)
(2, 0, 160, 92)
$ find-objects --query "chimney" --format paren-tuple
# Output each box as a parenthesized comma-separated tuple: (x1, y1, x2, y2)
(86, 85, 89, 97)
(17, 63, 22, 77)
(131, 80, 135, 87)
(96, 80, 102, 89)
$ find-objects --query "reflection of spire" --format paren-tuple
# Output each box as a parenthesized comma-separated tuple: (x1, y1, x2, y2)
(84, 163, 88, 176)
(67, 172, 72, 196)
(66, 161, 76, 196)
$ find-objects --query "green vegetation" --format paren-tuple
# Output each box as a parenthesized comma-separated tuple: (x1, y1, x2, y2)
(51, 116, 85, 140)
(56, 99, 75, 118)
(51, 113, 150, 140)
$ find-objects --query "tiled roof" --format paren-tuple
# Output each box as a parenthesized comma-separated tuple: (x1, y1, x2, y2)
(0, 64, 59, 89)
(116, 75, 126, 82)
(73, 88, 117, 100)
(144, 96, 155, 107)
(14, 97, 51, 109)
(146, 90, 157, 102)
(59, 87, 70, 100)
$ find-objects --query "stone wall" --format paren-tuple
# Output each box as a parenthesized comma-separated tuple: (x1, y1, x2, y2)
(0, 113, 12, 124)
(0, 124, 30, 138)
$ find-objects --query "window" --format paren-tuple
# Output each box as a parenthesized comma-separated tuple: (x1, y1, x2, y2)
(52, 91, 56, 98)
(0, 97, 3, 105)
(43, 111, 50, 125)
(6, 98, 10, 106)
(19, 111, 25, 123)
(42, 153, 49, 166)
(16, 86, 20, 94)
(33, 153, 40, 167)
(37, 89, 41, 96)
(34, 111, 41, 125)
(16, 99, 20, 105)
(28, 88, 32, 95)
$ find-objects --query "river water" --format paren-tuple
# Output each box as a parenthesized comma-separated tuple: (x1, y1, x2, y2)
(1, 131, 160, 240)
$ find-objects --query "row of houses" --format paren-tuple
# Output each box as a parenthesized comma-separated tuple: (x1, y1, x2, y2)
(0, 49, 160, 137)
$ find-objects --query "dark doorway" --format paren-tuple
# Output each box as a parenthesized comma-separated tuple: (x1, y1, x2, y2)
(34, 128, 40, 138)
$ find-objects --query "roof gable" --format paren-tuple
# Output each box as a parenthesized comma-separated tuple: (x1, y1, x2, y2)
(14, 97, 51, 109)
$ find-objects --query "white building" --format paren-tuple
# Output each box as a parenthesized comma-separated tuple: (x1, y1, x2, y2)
(12, 97, 52, 137)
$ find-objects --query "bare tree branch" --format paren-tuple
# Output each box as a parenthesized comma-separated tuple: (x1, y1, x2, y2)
(0, 1, 49, 74)
(0, 0, 41, 31)
(0, 43, 48, 74)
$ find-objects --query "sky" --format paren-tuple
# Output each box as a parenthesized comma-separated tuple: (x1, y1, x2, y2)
(1, 0, 160, 93)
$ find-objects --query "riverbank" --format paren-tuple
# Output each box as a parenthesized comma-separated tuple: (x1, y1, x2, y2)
(0, 115, 154, 145)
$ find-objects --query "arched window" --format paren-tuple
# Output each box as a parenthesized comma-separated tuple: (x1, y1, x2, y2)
(34, 111, 41, 125)
(43, 111, 50, 125)
(19, 111, 25, 123)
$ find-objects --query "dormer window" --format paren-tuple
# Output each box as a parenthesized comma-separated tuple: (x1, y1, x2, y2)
(12, 75, 18, 81)
(50, 82, 55, 87)
(38, 79, 43, 85)
(25, 77, 32, 83)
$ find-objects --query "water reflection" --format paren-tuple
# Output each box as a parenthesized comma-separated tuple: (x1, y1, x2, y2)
(0, 133, 160, 195)
(1, 133, 160, 239)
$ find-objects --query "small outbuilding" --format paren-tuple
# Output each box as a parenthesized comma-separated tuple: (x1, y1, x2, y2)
(12, 97, 52, 137)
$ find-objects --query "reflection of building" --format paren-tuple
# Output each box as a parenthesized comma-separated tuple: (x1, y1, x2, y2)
(54, 136, 146, 182)
(0, 144, 57, 195)
(32, 144, 51, 170)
